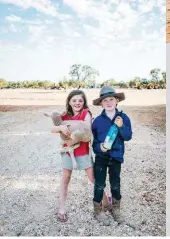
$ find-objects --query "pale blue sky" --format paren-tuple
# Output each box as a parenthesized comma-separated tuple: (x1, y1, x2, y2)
(0, 0, 166, 82)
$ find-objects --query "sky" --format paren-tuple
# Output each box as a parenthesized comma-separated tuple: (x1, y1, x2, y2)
(0, 0, 166, 83)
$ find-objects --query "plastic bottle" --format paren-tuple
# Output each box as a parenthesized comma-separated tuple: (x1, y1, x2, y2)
(103, 124, 118, 150)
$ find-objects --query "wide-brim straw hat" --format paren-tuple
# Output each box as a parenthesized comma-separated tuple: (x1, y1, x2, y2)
(93, 85, 125, 106)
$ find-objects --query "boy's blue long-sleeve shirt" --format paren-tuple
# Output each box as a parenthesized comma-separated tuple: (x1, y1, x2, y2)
(92, 108, 132, 163)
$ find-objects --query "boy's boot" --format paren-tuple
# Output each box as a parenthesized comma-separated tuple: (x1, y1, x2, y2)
(102, 196, 112, 212)
(93, 201, 110, 226)
(110, 198, 122, 223)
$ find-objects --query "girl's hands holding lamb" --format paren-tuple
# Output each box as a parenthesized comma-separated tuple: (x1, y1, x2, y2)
(60, 125, 71, 136)
(51, 125, 70, 136)
(64, 138, 79, 147)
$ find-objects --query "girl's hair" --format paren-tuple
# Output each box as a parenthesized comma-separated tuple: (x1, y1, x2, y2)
(66, 90, 92, 117)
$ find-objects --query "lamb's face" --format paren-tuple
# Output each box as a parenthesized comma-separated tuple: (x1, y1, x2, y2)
(44, 110, 63, 126)
(51, 112, 63, 126)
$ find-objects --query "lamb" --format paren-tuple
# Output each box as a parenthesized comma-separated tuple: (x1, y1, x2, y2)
(44, 110, 92, 169)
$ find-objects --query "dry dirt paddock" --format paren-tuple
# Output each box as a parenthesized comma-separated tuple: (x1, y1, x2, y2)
(0, 88, 166, 236)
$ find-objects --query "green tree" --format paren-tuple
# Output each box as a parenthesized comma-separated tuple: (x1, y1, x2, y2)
(149, 68, 161, 82)
(77, 80, 86, 88)
(85, 79, 96, 88)
(162, 71, 166, 83)
(58, 79, 69, 91)
(0, 78, 7, 89)
(69, 79, 77, 88)
(22, 81, 29, 88)
(101, 78, 117, 87)
(129, 76, 140, 88)
(69, 64, 82, 81)
(81, 65, 99, 81)
(69, 64, 99, 82)
(6, 81, 17, 89)
(118, 81, 129, 88)
(32, 81, 39, 88)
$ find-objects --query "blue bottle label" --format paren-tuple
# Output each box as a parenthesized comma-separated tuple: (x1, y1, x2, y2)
(103, 124, 118, 150)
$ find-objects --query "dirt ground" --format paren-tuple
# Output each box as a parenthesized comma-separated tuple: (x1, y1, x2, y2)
(0, 89, 166, 236)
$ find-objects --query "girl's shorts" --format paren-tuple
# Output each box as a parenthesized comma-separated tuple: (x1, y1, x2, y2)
(60, 153, 93, 170)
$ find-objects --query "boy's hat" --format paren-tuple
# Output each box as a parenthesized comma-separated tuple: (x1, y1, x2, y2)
(93, 85, 125, 106)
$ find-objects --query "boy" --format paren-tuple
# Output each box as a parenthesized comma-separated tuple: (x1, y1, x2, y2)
(92, 86, 132, 225)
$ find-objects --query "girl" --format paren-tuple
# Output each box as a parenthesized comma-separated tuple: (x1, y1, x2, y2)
(51, 89, 109, 222)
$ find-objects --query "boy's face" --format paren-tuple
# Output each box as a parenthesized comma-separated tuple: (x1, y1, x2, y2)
(101, 96, 118, 111)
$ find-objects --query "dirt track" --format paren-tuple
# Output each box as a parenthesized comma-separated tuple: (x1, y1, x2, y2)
(0, 89, 166, 236)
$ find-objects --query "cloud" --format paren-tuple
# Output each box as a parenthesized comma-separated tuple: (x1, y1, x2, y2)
(63, 0, 89, 15)
(57, 13, 73, 21)
(0, 0, 58, 16)
(63, 0, 138, 44)
(73, 32, 82, 37)
(63, 0, 112, 22)
(5, 14, 21, 22)
(0, 0, 165, 82)
(5, 15, 23, 33)
(9, 23, 18, 32)
(138, 0, 155, 13)
(0, 42, 24, 64)
(28, 25, 47, 42)
(116, 1, 136, 17)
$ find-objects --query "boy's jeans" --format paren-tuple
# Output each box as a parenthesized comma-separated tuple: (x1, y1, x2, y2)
(93, 155, 122, 203)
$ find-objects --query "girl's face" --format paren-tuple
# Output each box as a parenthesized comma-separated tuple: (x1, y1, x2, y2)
(101, 96, 118, 111)
(69, 94, 84, 114)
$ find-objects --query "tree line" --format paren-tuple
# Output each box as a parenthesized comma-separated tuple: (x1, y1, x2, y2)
(0, 64, 166, 90)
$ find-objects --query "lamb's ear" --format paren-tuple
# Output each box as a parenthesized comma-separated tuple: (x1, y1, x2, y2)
(44, 112, 52, 117)
(51, 110, 64, 116)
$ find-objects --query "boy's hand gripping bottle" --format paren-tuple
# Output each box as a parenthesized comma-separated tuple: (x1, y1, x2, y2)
(103, 123, 118, 150)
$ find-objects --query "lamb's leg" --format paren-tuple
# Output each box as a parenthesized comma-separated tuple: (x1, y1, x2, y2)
(56, 142, 79, 170)
(57, 143, 80, 153)
(87, 142, 93, 185)
(69, 148, 78, 170)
